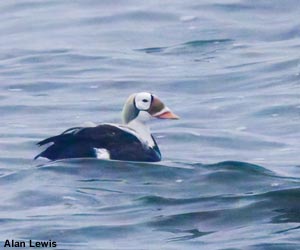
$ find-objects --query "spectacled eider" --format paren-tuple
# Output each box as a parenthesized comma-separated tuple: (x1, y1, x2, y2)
(34, 92, 179, 162)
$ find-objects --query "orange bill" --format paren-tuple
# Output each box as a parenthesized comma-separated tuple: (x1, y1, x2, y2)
(155, 111, 180, 119)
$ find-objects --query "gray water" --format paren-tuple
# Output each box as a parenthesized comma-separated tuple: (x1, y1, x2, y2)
(0, 0, 300, 249)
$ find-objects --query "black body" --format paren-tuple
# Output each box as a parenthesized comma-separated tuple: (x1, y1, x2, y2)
(35, 124, 161, 162)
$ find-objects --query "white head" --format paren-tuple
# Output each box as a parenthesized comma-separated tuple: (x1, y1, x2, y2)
(122, 92, 179, 124)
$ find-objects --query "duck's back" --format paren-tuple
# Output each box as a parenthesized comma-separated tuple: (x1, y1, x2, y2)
(35, 124, 161, 162)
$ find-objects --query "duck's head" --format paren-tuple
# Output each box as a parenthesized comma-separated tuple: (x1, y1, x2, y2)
(122, 92, 179, 124)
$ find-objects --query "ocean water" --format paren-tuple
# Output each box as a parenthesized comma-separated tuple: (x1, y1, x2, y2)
(0, 0, 300, 249)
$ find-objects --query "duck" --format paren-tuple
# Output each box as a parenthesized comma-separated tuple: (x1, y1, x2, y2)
(34, 92, 179, 162)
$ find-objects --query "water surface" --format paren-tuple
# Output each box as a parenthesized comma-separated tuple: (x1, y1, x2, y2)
(0, 0, 300, 249)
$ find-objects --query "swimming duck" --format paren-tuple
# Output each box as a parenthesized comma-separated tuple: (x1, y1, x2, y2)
(35, 92, 179, 162)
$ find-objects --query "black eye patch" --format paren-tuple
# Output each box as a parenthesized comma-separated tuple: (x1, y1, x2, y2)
(142, 99, 148, 102)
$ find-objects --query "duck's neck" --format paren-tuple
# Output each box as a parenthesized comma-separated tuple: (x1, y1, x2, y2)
(127, 119, 155, 147)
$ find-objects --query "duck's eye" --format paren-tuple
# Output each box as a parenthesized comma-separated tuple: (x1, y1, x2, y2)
(142, 99, 148, 103)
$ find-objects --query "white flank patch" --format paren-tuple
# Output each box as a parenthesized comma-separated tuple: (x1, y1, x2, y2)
(94, 148, 110, 160)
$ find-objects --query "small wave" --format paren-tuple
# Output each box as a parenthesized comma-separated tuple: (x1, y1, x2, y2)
(204, 161, 275, 176)
(136, 195, 207, 206)
(136, 39, 233, 55)
(7, 81, 64, 92)
(167, 228, 214, 241)
(248, 243, 300, 250)
(182, 39, 232, 47)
